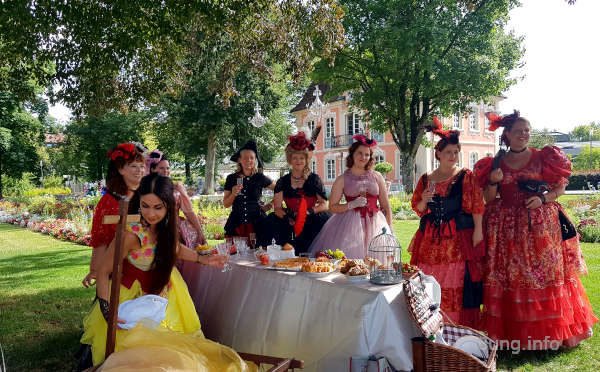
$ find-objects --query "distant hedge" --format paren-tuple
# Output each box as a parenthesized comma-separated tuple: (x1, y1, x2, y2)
(567, 172, 600, 190)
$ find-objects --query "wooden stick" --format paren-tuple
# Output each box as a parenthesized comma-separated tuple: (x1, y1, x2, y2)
(102, 214, 139, 225)
(105, 197, 130, 359)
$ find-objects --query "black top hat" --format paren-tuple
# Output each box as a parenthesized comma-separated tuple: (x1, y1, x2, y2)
(230, 140, 264, 168)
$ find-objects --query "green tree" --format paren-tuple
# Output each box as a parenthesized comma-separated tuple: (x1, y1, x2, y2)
(529, 128, 556, 149)
(1, 1, 343, 116)
(313, 0, 522, 191)
(0, 110, 45, 197)
(570, 122, 600, 142)
(573, 146, 600, 172)
(63, 112, 148, 180)
(156, 60, 295, 193)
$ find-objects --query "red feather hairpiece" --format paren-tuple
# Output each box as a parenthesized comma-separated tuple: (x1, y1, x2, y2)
(425, 116, 459, 140)
(485, 112, 503, 131)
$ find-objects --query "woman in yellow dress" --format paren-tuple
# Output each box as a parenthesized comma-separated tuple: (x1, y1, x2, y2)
(80, 173, 253, 371)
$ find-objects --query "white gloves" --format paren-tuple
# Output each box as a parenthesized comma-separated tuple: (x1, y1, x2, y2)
(347, 196, 368, 209)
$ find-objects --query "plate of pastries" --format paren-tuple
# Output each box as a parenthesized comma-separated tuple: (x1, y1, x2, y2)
(339, 259, 370, 281)
(271, 257, 310, 271)
(300, 261, 335, 276)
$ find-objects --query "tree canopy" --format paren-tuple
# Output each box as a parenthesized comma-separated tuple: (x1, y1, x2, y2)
(313, 0, 523, 190)
(1, 1, 344, 116)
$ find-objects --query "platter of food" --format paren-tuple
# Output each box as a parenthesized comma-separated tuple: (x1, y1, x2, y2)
(300, 261, 335, 276)
(269, 257, 310, 271)
(338, 259, 370, 282)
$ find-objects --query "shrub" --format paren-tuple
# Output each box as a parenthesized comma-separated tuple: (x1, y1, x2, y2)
(374, 162, 393, 176)
(27, 195, 58, 216)
(204, 223, 225, 240)
(23, 187, 71, 197)
(42, 175, 65, 188)
(3, 173, 36, 196)
(567, 172, 600, 190)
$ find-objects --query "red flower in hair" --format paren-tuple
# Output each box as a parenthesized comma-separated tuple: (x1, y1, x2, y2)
(107, 142, 137, 161)
(352, 134, 377, 147)
(288, 132, 314, 151)
(485, 112, 503, 131)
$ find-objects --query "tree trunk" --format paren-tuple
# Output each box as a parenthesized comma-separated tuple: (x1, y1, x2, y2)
(399, 152, 416, 193)
(184, 161, 191, 185)
(203, 130, 217, 195)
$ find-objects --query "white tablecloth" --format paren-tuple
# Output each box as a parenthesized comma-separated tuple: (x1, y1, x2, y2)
(180, 258, 441, 372)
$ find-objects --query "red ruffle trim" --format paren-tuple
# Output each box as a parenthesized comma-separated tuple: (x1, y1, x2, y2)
(540, 146, 571, 185)
(483, 277, 598, 347)
(473, 157, 493, 189)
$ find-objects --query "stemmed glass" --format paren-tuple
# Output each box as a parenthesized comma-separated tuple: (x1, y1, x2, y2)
(217, 243, 232, 272)
(358, 180, 368, 198)
(248, 233, 257, 250)
(427, 180, 436, 201)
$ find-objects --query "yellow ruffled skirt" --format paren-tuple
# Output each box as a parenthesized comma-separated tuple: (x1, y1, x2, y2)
(81, 268, 253, 371)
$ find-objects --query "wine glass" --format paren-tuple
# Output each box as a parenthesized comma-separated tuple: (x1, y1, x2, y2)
(217, 243, 232, 272)
(248, 233, 257, 250)
(358, 180, 368, 198)
(427, 180, 436, 201)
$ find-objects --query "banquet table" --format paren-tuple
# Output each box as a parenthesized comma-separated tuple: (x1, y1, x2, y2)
(180, 258, 441, 372)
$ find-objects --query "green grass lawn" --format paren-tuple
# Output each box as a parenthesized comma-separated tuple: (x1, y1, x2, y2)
(1, 222, 599, 371)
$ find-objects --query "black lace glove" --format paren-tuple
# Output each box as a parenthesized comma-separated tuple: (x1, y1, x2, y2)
(98, 297, 111, 322)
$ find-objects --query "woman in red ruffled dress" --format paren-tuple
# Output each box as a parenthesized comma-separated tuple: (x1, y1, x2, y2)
(408, 117, 485, 328)
(81, 143, 146, 288)
(474, 111, 597, 349)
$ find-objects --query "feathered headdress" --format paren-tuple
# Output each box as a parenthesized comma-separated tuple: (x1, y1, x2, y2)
(288, 126, 322, 151)
(352, 134, 377, 148)
(107, 143, 137, 162)
(485, 110, 521, 131)
(424, 116, 460, 142)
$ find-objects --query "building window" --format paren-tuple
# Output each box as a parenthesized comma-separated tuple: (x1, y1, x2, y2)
(452, 113, 461, 129)
(375, 154, 384, 164)
(484, 115, 490, 131)
(457, 151, 463, 167)
(311, 159, 316, 174)
(346, 112, 362, 135)
(469, 111, 478, 131)
(469, 152, 479, 169)
(326, 159, 336, 180)
(433, 158, 440, 169)
(372, 130, 384, 143)
(326, 117, 335, 138)
(307, 120, 315, 135)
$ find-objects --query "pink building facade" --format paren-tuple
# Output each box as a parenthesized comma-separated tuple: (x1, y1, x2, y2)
(291, 85, 501, 191)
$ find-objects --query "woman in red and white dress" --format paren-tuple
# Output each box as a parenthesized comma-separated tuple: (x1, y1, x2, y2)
(474, 110, 597, 349)
(408, 117, 485, 328)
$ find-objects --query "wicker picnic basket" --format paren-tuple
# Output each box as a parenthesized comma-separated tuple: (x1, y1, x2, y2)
(403, 273, 497, 372)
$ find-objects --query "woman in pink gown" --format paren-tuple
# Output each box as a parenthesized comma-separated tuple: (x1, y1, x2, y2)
(309, 135, 392, 258)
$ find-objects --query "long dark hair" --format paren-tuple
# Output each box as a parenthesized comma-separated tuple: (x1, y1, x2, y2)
(138, 174, 178, 294)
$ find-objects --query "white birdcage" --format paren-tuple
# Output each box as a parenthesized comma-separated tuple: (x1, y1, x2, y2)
(368, 227, 402, 285)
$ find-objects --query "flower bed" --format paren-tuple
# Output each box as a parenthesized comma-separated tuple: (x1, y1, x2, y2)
(0, 210, 91, 246)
